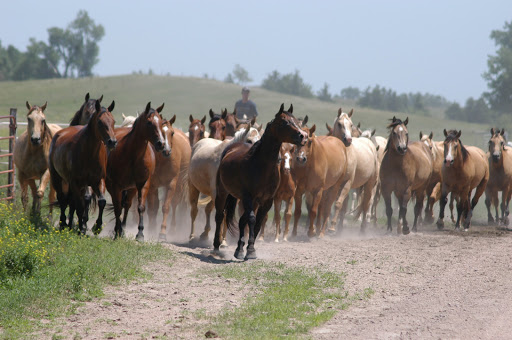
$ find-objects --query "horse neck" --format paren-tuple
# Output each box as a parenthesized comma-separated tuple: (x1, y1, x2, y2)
(254, 127, 282, 165)
(126, 118, 151, 156)
(82, 117, 105, 155)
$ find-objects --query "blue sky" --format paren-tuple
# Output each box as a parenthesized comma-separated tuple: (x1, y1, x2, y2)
(2, 0, 511, 103)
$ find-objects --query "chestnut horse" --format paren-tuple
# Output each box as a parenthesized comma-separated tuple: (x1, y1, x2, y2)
(208, 109, 228, 140)
(213, 103, 307, 260)
(106, 102, 169, 241)
(484, 128, 512, 226)
(147, 115, 192, 241)
(70, 93, 103, 126)
(14, 101, 61, 214)
(292, 125, 348, 238)
(436, 130, 488, 230)
(49, 100, 117, 234)
(380, 117, 433, 234)
(187, 114, 207, 146)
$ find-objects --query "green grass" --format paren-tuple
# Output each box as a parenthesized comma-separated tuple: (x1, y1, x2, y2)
(0, 203, 174, 339)
(204, 261, 350, 339)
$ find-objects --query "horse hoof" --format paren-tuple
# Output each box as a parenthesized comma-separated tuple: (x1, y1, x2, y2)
(158, 233, 167, 242)
(424, 216, 434, 225)
(317, 232, 325, 239)
(245, 250, 257, 260)
(257, 235, 264, 241)
(436, 220, 444, 230)
(220, 239, 228, 248)
(189, 234, 195, 242)
(92, 223, 103, 236)
(283, 236, 288, 242)
(274, 238, 279, 243)
(234, 250, 245, 260)
(402, 227, 410, 235)
(136, 233, 144, 242)
(199, 232, 209, 241)
(464, 228, 469, 232)
(307, 230, 316, 238)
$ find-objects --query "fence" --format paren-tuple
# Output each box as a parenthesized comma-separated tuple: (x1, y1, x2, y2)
(0, 109, 17, 202)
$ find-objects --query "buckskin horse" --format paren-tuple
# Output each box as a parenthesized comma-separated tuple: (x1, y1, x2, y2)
(213, 103, 307, 260)
(49, 100, 117, 234)
(106, 102, 169, 241)
(14, 101, 61, 215)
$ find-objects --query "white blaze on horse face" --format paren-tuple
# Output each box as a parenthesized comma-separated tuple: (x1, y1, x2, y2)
(343, 117, 352, 139)
(162, 125, 170, 151)
(194, 125, 199, 131)
(284, 152, 291, 170)
(445, 143, 454, 163)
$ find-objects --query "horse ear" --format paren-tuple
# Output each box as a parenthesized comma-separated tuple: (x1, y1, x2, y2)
(372, 129, 376, 137)
(501, 128, 505, 136)
(490, 127, 495, 136)
(250, 117, 256, 126)
(456, 130, 462, 138)
(85, 93, 90, 102)
(145, 102, 151, 114)
(41, 101, 47, 112)
(392, 116, 396, 122)
(404, 117, 409, 126)
(348, 109, 353, 118)
(122, 113, 127, 119)
(419, 131, 423, 139)
(429, 132, 433, 140)
(277, 103, 284, 116)
(169, 114, 176, 125)
(98, 95, 103, 103)
(310, 124, 316, 135)
(201, 115, 206, 124)
(376, 145, 380, 152)
(156, 103, 164, 113)
(288, 104, 293, 113)
(108, 100, 115, 112)
(326, 123, 332, 134)
(443, 129, 448, 137)
(209, 109, 214, 118)
(26, 101, 31, 110)
(221, 109, 227, 120)
(337, 108, 342, 118)
(303, 115, 308, 126)
(357, 122, 360, 128)
(94, 99, 101, 113)
(189, 114, 194, 123)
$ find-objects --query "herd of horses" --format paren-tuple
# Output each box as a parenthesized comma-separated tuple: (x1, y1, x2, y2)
(12, 93, 511, 260)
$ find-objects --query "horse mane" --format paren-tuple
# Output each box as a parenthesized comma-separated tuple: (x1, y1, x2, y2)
(444, 130, 469, 162)
(128, 108, 153, 134)
(70, 102, 86, 126)
(209, 114, 223, 123)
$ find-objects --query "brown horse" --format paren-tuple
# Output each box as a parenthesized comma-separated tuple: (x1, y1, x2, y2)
(436, 130, 489, 230)
(380, 117, 433, 234)
(213, 104, 307, 260)
(49, 100, 117, 234)
(208, 109, 228, 140)
(147, 116, 192, 241)
(188, 114, 207, 146)
(292, 124, 348, 238)
(106, 102, 169, 241)
(224, 110, 237, 137)
(14, 101, 61, 214)
(484, 128, 512, 226)
(70, 93, 103, 126)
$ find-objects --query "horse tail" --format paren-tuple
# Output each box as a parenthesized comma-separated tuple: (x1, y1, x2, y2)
(178, 163, 190, 207)
(225, 194, 238, 236)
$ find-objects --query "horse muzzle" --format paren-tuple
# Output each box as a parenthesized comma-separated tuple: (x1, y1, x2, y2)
(154, 140, 165, 152)
(397, 146, 407, 155)
(106, 138, 117, 150)
(492, 154, 501, 163)
(296, 156, 307, 165)
(444, 159, 454, 167)
(30, 137, 41, 145)
(343, 136, 352, 146)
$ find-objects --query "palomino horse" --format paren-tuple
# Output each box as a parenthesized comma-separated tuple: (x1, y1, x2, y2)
(380, 117, 433, 234)
(213, 103, 307, 260)
(419, 132, 444, 224)
(485, 128, 512, 226)
(292, 124, 348, 238)
(187, 125, 261, 243)
(49, 100, 117, 234)
(187, 114, 207, 146)
(70, 93, 103, 125)
(330, 108, 379, 233)
(208, 109, 228, 140)
(436, 130, 488, 230)
(106, 102, 168, 241)
(147, 115, 192, 241)
(121, 113, 138, 127)
(14, 101, 61, 214)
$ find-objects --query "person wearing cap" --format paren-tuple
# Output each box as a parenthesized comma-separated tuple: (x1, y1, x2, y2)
(234, 86, 258, 120)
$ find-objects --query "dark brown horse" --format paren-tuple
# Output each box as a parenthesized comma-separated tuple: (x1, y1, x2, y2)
(49, 100, 117, 234)
(436, 130, 489, 230)
(106, 102, 169, 241)
(188, 114, 206, 146)
(147, 116, 192, 241)
(224, 109, 237, 137)
(380, 117, 433, 234)
(208, 109, 228, 140)
(70, 93, 103, 126)
(213, 104, 307, 260)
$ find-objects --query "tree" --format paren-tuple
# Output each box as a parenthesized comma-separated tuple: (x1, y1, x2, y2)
(483, 21, 512, 113)
(340, 86, 361, 100)
(224, 73, 234, 83)
(317, 83, 333, 102)
(445, 103, 464, 120)
(232, 64, 252, 84)
(261, 70, 314, 98)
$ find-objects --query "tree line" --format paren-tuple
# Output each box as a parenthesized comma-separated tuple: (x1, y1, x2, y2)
(0, 10, 104, 81)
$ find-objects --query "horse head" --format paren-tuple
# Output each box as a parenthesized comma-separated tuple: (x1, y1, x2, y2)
(333, 108, 355, 146)
(293, 124, 316, 165)
(188, 114, 206, 147)
(208, 109, 227, 140)
(90, 99, 117, 150)
(138, 102, 167, 153)
(280, 143, 294, 174)
(387, 116, 409, 155)
(489, 128, 506, 163)
(161, 115, 177, 157)
(443, 129, 466, 167)
(25, 101, 48, 146)
(270, 103, 307, 147)
(353, 122, 362, 137)
(71, 92, 103, 126)
(224, 109, 237, 137)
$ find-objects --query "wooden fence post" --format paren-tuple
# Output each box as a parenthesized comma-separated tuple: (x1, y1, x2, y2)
(7, 108, 16, 201)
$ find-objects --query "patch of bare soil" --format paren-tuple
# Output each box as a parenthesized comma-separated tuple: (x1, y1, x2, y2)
(36, 215, 512, 340)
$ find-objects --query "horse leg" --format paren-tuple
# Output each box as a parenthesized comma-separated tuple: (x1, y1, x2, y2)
(485, 187, 494, 225)
(37, 169, 52, 214)
(48, 184, 56, 221)
(382, 186, 393, 233)
(135, 181, 151, 242)
(332, 181, 351, 233)
(188, 184, 200, 241)
(28, 179, 38, 216)
(308, 190, 323, 238)
(201, 200, 214, 241)
(92, 180, 106, 235)
(147, 187, 159, 230)
(292, 191, 303, 238)
(121, 189, 137, 237)
(503, 187, 512, 227)
(283, 196, 294, 242)
(159, 182, 176, 242)
(449, 193, 456, 223)
(110, 188, 124, 239)
(359, 176, 377, 234)
(317, 186, 338, 238)
(436, 185, 449, 230)
(81, 187, 92, 235)
(247, 199, 273, 260)
(413, 189, 426, 232)
(493, 189, 500, 225)
(18, 173, 29, 212)
(465, 178, 488, 230)
(273, 198, 282, 242)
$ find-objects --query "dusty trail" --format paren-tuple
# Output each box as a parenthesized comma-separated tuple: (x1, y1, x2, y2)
(37, 216, 512, 339)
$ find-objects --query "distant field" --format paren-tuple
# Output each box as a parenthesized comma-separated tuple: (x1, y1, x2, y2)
(0, 75, 490, 149)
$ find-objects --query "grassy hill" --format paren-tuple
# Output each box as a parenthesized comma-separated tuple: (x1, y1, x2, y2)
(0, 74, 490, 148)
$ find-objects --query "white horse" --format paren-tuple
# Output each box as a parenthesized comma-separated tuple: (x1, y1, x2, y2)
(120, 113, 138, 128)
